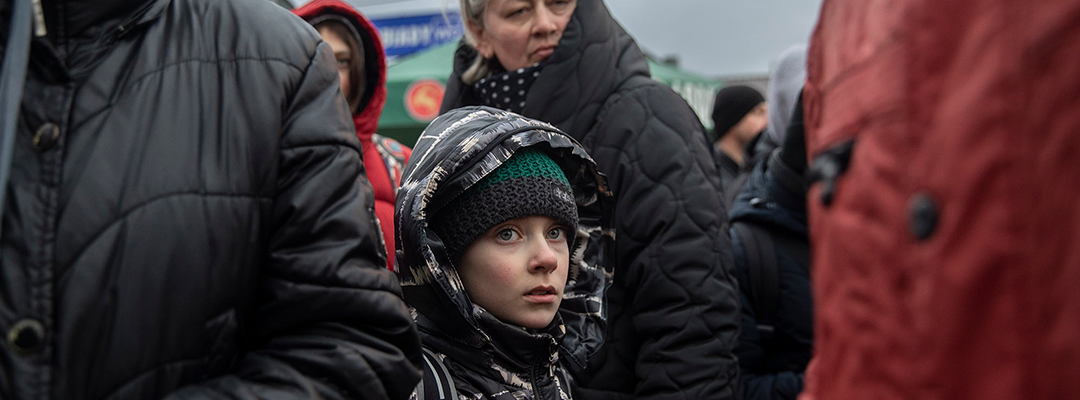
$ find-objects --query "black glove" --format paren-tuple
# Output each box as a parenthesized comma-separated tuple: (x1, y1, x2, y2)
(777, 90, 807, 174)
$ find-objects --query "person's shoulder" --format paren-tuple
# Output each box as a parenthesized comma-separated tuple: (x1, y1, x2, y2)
(623, 77, 692, 108)
(598, 77, 702, 133)
(169, 0, 322, 62)
(180, 0, 309, 28)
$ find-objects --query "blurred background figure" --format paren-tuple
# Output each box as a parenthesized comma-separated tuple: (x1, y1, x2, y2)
(760, 46, 807, 158)
(802, 1, 1080, 400)
(729, 93, 811, 400)
(727, 45, 812, 400)
(441, 1, 740, 399)
(712, 85, 768, 191)
(294, 0, 413, 271)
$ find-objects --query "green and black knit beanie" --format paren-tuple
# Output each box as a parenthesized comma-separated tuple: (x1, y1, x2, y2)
(432, 148, 578, 261)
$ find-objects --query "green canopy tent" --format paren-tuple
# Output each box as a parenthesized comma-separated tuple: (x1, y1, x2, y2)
(378, 41, 722, 147)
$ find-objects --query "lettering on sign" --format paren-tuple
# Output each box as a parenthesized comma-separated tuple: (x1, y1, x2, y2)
(373, 13, 464, 58)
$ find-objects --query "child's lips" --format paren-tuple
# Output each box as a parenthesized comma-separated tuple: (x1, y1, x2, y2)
(524, 286, 558, 303)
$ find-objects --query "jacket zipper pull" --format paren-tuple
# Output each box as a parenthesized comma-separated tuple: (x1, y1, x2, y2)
(808, 139, 855, 206)
(31, 0, 47, 37)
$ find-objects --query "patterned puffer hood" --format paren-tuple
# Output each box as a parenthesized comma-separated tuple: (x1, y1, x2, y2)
(396, 107, 615, 399)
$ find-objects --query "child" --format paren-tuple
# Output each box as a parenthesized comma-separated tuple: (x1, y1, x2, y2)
(396, 107, 615, 400)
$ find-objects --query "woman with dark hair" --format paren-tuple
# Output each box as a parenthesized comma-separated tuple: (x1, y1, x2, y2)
(294, 0, 413, 271)
(440, 1, 740, 399)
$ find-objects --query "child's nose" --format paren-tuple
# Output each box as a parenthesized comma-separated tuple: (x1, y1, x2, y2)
(530, 240, 560, 274)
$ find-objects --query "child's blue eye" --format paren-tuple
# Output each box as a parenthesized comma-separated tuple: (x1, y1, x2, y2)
(547, 227, 564, 240)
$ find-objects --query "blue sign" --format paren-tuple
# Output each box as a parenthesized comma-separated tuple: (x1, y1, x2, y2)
(372, 12, 464, 59)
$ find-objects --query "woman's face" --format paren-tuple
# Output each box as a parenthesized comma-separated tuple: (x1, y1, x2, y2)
(457, 215, 570, 329)
(318, 26, 357, 99)
(470, 0, 576, 71)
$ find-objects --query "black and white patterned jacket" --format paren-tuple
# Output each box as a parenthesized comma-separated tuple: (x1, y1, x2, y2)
(396, 107, 616, 400)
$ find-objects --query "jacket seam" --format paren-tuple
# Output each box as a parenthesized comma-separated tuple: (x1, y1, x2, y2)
(100, 356, 207, 400)
(280, 140, 361, 153)
(61, 192, 271, 272)
(257, 273, 397, 295)
(73, 57, 307, 132)
(129, 57, 305, 87)
(281, 43, 325, 144)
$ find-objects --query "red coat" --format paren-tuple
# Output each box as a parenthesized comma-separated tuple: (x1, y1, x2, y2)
(294, 0, 411, 271)
(802, 1, 1080, 399)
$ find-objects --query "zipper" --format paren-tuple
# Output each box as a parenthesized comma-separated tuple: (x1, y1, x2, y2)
(31, 0, 47, 37)
(529, 353, 543, 400)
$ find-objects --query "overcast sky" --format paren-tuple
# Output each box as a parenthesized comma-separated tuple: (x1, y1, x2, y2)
(293, 0, 825, 78)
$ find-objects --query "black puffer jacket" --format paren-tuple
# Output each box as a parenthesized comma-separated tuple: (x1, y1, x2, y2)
(440, 2, 740, 399)
(1, 0, 421, 399)
(396, 107, 616, 400)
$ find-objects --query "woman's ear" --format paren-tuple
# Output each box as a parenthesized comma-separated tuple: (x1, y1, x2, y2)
(467, 21, 494, 59)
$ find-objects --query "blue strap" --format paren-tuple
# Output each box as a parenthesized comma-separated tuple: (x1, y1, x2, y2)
(0, 0, 34, 243)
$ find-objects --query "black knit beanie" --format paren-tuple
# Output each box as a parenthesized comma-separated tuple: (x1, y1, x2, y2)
(432, 149, 579, 261)
(711, 85, 765, 139)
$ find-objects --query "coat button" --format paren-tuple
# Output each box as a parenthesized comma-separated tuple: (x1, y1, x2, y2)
(33, 123, 60, 152)
(7, 319, 46, 354)
(908, 193, 938, 241)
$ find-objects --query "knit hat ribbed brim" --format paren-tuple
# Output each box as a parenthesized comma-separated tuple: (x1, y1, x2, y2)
(431, 149, 578, 261)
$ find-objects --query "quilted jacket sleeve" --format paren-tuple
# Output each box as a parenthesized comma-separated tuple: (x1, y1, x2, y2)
(591, 81, 740, 400)
(161, 42, 423, 400)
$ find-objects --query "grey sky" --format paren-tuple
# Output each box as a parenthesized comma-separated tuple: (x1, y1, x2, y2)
(293, 0, 824, 78)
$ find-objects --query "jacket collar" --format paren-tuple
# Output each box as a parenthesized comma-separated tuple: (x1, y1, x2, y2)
(524, 0, 649, 136)
(417, 308, 564, 394)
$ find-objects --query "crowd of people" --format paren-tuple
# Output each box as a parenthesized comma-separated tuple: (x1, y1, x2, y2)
(2, 0, 1078, 400)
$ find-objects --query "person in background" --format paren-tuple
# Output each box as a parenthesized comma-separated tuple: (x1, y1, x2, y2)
(729, 92, 811, 400)
(711, 85, 768, 190)
(726, 45, 810, 400)
(396, 106, 615, 399)
(802, 1, 1080, 399)
(294, 0, 413, 271)
(758, 46, 807, 159)
(441, 1, 741, 399)
(0, 0, 422, 399)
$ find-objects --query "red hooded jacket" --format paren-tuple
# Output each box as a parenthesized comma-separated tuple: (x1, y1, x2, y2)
(802, 1, 1080, 399)
(294, 0, 411, 271)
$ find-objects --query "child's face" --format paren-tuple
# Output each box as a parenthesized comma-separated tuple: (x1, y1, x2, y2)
(457, 215, 570, 329)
